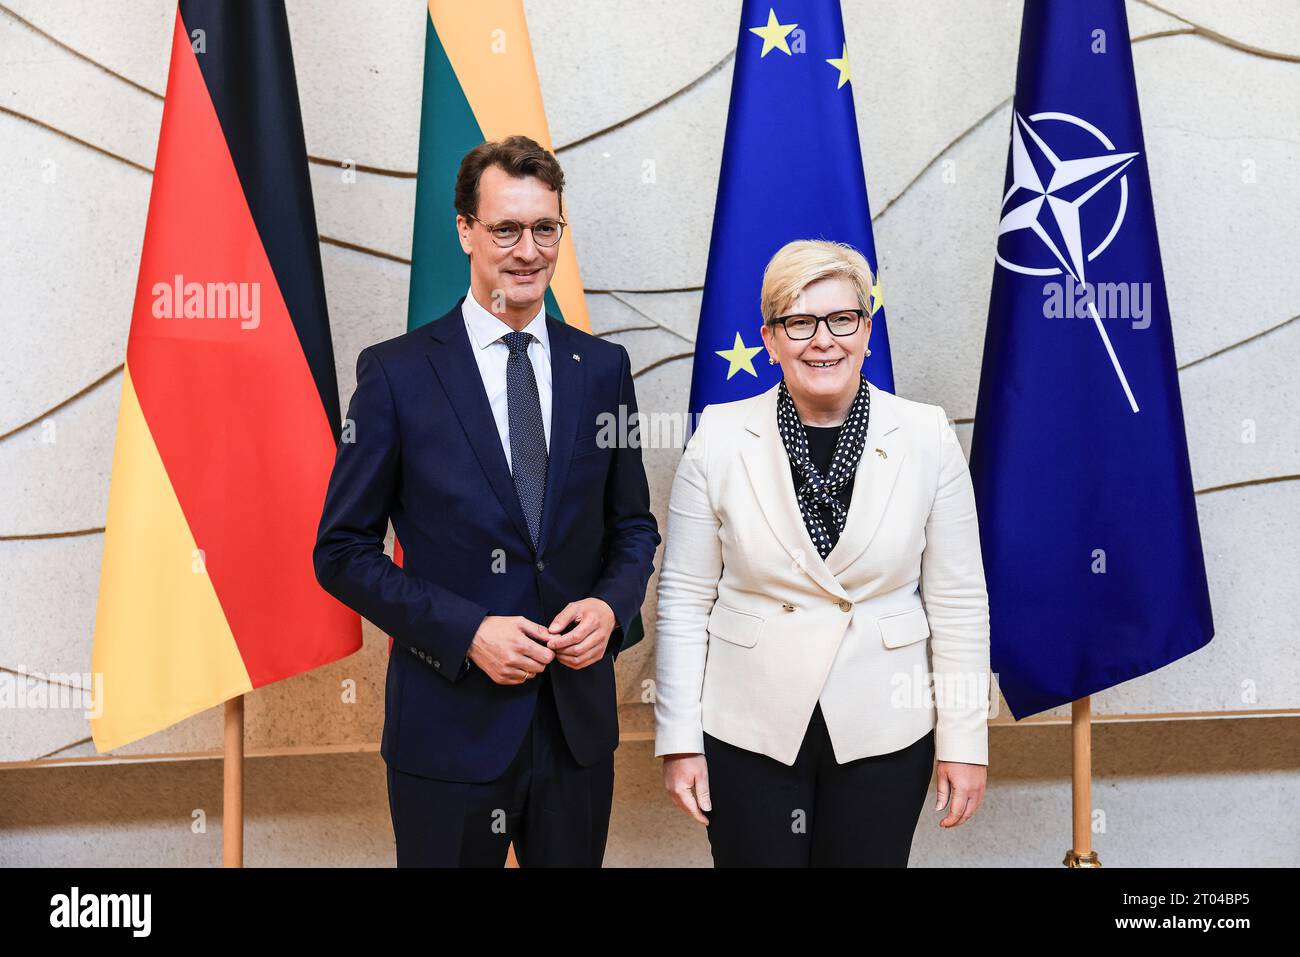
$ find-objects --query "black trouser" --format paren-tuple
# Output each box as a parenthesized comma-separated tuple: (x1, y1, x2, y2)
(702, 704, 935, 867)
(385, 668, 615, 867)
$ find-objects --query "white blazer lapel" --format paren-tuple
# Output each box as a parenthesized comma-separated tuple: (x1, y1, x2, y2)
(824, 381, 906, 577)
(738, 383, 850, 600)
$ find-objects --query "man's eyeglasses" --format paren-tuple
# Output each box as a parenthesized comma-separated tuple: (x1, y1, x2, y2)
(769, 309, 866, 340)
(466, 215, 566, 248)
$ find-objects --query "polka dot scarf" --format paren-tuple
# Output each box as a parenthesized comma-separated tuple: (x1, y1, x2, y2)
(776, 373, 871, 559)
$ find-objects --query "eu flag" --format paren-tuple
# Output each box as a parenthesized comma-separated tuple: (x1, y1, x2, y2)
(689, 0, 892, 415)
(969, 0, 1213, 719)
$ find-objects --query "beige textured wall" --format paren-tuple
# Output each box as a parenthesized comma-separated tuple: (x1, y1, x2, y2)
(1, 1, 1297, 865)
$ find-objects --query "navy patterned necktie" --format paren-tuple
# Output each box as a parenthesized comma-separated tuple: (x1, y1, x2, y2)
(502, 331, 548, 548)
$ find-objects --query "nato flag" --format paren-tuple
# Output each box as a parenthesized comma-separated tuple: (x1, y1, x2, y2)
(969, 0, 1213, 719)
(689, 0, 892, 416)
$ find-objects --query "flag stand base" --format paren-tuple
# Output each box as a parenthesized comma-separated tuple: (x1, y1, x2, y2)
(1063, 849, 1102, 867)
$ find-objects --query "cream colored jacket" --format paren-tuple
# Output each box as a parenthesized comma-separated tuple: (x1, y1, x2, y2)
(653, 380, 991, 766)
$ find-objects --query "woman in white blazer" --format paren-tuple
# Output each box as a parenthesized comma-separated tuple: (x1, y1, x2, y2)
(655, 240, 991, 867)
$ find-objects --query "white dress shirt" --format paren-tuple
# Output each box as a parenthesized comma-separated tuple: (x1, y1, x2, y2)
(460, 290, 553, 471)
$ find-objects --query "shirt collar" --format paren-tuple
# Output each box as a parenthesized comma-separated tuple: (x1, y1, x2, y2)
(461, 290, 550, 355)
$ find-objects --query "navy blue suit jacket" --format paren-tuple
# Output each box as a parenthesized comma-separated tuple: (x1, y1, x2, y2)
(313, 300, 660, 782)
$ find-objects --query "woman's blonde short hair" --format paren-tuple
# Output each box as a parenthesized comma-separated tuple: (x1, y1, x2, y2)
(759, 239, 874, 324)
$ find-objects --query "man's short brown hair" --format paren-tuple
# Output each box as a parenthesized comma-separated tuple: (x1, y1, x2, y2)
(454, 135, 565, 219)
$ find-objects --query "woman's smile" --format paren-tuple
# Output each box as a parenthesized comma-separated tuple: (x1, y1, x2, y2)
(801, 356, 844, 370)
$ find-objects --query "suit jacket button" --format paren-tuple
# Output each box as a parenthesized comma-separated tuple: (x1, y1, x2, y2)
(838, 599, 852, 612)
(535, 560, 545, 572)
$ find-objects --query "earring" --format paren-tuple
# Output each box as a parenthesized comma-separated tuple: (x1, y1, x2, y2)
(865, 348, 872, 357)
(768, 356, 777, 365)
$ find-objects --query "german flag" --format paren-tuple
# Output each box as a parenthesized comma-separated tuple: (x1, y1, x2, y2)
(91, 1, 361, 753)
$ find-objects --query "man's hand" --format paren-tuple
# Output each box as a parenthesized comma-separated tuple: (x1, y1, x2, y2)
(467, 615, 555, 685)
(546, 598, 616, 669)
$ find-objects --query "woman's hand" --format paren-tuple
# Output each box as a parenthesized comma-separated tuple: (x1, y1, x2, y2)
(663, 753, 711, 825)
(934, 761, 987, 827)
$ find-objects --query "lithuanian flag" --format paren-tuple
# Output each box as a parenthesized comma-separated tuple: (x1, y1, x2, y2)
(400, 2, 646, 653)
(407, 0, 588, 332)
(91, 1, 361, 753)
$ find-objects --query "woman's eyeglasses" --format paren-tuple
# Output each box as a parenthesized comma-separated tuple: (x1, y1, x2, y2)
(769, 309, 865, 340)
(466, 215, 566, 248)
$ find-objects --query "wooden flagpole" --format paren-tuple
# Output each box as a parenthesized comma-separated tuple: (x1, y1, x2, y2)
(1064, 696, 1101, 867)
(223, 696, 244, 867)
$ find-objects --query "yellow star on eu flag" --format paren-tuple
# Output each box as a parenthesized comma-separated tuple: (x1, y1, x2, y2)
(749, 8, 797, 57)
(716, 332, 764, 379)
(826, 44, 851, 89)
(871, 277, 884, 315)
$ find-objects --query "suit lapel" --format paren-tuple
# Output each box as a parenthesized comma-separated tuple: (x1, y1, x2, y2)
(739, 384, 849, 600)
(739, 380, 907, 596)
(424, 302, 534, 549)
(824, 382, 906, 577)
(536, 317, 584, 555)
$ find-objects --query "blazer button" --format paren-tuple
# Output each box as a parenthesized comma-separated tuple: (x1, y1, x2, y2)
(838, 599, 852, 612)
(535, 560, 545, 572)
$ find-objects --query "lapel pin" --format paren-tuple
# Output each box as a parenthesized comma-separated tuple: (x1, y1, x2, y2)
(572, 353, 581, 362)
(875, 448, 887, 459)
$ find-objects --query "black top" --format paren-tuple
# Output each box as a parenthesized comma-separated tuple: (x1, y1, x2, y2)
(787, 423, 855, 551)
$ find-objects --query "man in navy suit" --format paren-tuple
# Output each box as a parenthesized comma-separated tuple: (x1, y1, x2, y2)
(313, 135, 660, 866)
